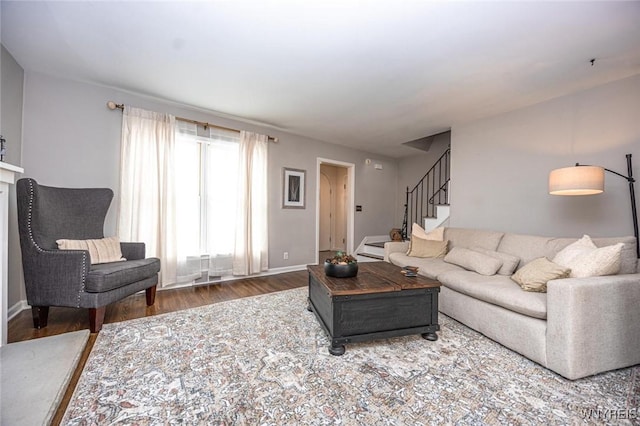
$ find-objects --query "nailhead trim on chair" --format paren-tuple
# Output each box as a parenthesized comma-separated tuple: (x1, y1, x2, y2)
(26, 178, 87, 307)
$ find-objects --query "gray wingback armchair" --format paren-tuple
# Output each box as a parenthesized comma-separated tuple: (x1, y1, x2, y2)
(17, 178, 161, 332)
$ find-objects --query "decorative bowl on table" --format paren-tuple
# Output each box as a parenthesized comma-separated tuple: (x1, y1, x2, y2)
(324, 252, 358, 278)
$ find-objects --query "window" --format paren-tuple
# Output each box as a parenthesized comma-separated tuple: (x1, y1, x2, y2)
(175, 121, 240, 284)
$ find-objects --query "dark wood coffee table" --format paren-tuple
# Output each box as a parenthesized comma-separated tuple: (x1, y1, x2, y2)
(307, 261, 441, 355)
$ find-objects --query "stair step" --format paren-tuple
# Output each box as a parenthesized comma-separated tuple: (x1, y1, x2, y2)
(424, 204, 450, 232)
(357, 252, 384, 260)
(364, 241, 388, 249)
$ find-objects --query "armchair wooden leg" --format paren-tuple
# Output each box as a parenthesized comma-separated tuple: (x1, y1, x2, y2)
(89, 306, 106, 333)
(31, 306, 49, 329)
(146, 285, 157, 306)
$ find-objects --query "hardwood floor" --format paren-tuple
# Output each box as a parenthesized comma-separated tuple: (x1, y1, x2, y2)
(7, 270, 308, 425)
(8, 270, 308, 343)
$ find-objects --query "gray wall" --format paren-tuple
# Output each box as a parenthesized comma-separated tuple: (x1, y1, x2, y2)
(14, 67, 640, 307)
(450, 73, 640, 239)
(20, 71, 398, 284)
(1, 45, 24, 308)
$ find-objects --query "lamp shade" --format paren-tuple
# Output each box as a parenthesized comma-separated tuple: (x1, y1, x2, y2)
(549, 166, 604, 195)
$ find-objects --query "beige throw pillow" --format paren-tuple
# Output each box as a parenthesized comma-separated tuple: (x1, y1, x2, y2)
(553, 235, 623, 278)
(406, 224, 444, 255)
(57, 236, 125, 265)
(511, 257, 571, 292)
(407, 237, 448, 258)
(470, 247, 521, 275)
(444, 247, 503, 276)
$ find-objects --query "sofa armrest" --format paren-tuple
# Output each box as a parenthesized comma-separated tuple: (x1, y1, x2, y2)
(22, 249, 91, 308)
(120, 242, 146, 260)
(384, 241, 409, 262)
(546, 274, 640, 379)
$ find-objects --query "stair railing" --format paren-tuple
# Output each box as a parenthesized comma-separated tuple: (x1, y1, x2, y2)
(402, 148, 450, 240)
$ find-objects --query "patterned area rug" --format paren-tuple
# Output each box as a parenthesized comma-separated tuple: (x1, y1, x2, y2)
(63, 287, 638, 425)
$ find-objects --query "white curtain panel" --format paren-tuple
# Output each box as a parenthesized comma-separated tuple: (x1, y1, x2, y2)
(174, 122, 240, 284)
(118, 106, 177, 287)
(233, 131, 269, 276)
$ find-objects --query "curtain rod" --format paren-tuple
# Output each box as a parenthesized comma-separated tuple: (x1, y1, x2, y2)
(106, 101, 278, 142)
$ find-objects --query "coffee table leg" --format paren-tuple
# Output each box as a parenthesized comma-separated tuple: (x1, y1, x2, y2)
(329, 344, 345, 356)
(422, 332, 438, 341)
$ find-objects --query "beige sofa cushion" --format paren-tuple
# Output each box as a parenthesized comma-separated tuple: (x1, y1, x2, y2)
(496, 233, 554, 267)
(511, 257, 570, 292)
(444, 247, 503, 276)
(439, 270, 548, 319)
(443, 227, 504, 251)
(388, 252, 464, 280)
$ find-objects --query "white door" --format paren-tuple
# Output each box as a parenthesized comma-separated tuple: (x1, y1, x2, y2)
(319, 173, 331, 251)
(335, 172, 348, 251)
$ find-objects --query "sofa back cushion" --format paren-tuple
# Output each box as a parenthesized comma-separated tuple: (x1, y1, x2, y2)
(496, 234, 553, 267)
(499, 233, 637, 275)
(443, 227, 504, 251)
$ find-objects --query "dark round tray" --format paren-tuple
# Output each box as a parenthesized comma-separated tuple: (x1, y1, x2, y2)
(324, 261, 358, 278)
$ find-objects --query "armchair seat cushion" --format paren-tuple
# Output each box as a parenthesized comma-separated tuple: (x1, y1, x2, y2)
(86, 258, 161, 293)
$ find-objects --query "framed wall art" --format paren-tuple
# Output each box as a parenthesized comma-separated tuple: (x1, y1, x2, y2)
(283, 167, 306, 209)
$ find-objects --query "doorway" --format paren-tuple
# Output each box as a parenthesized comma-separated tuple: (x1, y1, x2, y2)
(316, 158, 355, 264)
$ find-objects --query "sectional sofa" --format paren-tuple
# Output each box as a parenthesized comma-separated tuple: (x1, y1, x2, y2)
(384, 227, 640, 380)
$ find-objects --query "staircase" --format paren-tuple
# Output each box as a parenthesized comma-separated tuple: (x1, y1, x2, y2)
(355, 147, 451, 261)
(402, 148, 451, 238)
(355, 236, 389, 262)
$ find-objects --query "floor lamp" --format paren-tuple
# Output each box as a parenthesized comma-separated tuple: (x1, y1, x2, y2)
(549, 153, 639, 258)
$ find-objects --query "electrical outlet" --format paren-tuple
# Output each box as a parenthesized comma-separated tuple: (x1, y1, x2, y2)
(283, 252, 289, 260)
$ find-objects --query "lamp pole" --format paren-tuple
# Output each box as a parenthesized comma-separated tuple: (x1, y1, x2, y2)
(576, 154, 638, 258)
(624, 154, 639, 258)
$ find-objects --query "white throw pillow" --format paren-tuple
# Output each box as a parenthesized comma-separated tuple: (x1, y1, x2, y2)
(57, 236, 126, 265)
(412, 224, 444, 241)
(553, 235, 596, 266)
(553, 235, 623, 278)
(565, 243, 624, 278)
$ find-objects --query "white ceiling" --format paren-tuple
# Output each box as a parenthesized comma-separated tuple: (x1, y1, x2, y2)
(2, 1, 640, 158)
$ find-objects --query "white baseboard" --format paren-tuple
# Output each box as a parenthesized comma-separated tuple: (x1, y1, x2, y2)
(263, 264, 309, 275)
(8, 300, 29, 321)
(160, 264, 309, 290)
